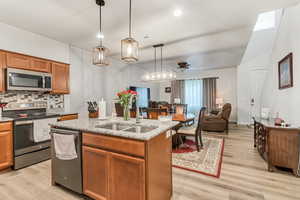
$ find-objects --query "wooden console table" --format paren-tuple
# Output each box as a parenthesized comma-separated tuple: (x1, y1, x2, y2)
(253, 117, 300, 176)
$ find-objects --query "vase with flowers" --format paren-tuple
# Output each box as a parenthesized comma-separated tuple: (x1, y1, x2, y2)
(117, 89, 137, 121)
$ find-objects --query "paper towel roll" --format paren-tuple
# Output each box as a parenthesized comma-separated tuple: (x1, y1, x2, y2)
(98, 98, 106, 119)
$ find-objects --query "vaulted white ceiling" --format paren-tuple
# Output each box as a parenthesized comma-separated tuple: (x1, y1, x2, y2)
(0, 0, 298, 69)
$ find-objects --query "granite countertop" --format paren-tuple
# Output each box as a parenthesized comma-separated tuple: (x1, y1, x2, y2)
(47, 109, 79, 116)
(0, 117, 14, 122)
(49, 117, 179, 141)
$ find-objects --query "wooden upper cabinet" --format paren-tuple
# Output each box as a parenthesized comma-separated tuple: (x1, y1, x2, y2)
(6, 52, 51, 73)
(83, 146, 109, 200)
(109, 152, 145, 200)
(6, 52, 31, 70)
(31, 58, 51, 72)
(0, 122, 13, 171)
(0, 51, 6, 92)
(51, 62, 70, 94)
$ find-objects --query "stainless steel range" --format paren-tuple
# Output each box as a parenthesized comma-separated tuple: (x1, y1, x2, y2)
(3, 108, 59, 169)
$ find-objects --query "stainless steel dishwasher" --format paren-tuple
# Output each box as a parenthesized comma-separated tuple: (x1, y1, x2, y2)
(50, 128, 82, 194)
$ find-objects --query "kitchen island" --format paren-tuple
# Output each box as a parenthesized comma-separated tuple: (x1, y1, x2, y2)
(50, 117, 179, 200)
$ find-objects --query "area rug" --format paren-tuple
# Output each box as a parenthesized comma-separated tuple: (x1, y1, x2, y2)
(172, 137, 224, 178)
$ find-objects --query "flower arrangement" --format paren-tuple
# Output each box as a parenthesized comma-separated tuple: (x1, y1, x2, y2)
(117, 89, 137, 120)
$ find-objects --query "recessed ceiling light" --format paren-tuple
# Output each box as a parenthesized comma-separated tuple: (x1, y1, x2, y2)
(173, 9, 182, 17)
(97, 33, 104, 39)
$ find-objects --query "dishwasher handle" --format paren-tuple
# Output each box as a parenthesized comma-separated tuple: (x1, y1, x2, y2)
(50, 128, 80, 136)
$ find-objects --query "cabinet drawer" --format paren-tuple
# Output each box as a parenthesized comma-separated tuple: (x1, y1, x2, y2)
(58, 114, 78, 121)
(83, 133, 145, 158)
(0, 122, 12, 132)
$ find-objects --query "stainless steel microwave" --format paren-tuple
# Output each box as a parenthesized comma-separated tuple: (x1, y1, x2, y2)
(6, 68, 52, 91)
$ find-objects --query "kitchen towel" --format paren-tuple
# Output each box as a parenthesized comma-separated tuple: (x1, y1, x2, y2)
(53, 133, 77, 160)
(33, 118, 57, 143)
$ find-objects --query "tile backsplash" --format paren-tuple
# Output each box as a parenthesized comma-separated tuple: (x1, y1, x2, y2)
(0, 91, 64, 110)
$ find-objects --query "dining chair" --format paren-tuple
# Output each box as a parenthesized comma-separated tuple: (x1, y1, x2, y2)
(173, 104, 187, 114)
(176, 107, 206, 152)
(147, 108, 168, 120)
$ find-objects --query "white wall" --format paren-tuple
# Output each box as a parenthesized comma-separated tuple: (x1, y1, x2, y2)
(158, 67, 238, 122)
(65, 46, 106, 116)
(261, 5, 300, 125)
(0, 22, 69, 63)
(237, 10, 282, 124)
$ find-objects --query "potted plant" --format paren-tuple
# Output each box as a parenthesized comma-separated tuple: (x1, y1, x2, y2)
(117, 89, 137, 120)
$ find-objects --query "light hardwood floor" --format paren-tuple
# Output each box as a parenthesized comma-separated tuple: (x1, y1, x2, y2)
(0, 126, 299, 200)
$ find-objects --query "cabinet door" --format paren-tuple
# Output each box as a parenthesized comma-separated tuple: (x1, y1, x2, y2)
(6, 52, 31, 70)
(0, 131, 13, 171)
(109, 152, 145, 200)
(83, 146, 109, 200)
(31, 58, 51, 72)
(0, 52, 6, 92)
(52, 62, 69, 94)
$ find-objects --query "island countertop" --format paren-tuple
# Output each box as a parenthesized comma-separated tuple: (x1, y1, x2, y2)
(49, 117, 179, 141)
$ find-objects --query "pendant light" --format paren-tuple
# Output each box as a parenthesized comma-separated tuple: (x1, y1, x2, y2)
(121, 0, 139, 63)
(142, 44, 176, 82)
(93, 0, 110, 66)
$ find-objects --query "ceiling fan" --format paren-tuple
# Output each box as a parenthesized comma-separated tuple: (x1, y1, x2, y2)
(177, 62, 191, 72)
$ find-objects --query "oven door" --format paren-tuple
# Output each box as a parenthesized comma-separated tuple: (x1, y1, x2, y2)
(7, 68, 50, 91)
(14, 120, 50, 156)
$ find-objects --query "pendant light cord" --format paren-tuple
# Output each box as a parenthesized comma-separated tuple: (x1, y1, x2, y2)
(129, 0, 132, 38)
(160, 46, 163, 72)
(99, 4, 102, 46)
(154, 47, 157, 73)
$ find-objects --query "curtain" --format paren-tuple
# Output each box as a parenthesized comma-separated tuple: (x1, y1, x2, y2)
(184, 80, 203, 114)
(202, 78, 217, 113)
(171, 80, 185, 104)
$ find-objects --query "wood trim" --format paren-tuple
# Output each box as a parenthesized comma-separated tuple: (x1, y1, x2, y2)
(58, 114, 78, 121)
(83, 133, 145, 158)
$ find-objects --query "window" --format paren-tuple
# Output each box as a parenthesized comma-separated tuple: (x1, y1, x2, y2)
(184, 79, 203, 114)
(253, 11, 276, 32)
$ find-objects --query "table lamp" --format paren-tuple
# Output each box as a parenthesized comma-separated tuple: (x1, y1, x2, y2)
(216, 98, 223, 109)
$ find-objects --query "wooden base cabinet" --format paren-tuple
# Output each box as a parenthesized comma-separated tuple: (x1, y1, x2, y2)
(83, 146, 109, 200)
(83, 131, 172, 200)
(109, 152, 145, 200)
(0, 122, 13, 171)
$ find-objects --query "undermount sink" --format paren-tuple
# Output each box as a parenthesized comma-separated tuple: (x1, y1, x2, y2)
(95, 122, 158, 133)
